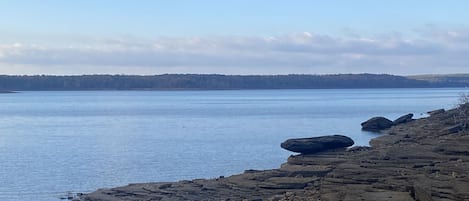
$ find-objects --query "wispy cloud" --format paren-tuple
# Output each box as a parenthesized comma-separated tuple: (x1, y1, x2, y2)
(1, 27, 469, 75)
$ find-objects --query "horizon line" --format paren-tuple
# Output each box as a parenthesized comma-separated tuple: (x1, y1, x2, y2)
(1, 73, 466, 77)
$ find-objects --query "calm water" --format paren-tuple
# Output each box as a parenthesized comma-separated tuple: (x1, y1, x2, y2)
(0, 88, 468, 201)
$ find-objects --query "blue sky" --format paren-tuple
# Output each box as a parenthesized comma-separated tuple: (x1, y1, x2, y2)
(1, 0, 469, 75)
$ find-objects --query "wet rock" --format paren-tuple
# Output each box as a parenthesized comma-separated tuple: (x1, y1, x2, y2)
(280, 135, 354, 154)
(393, 113, 413, 125)
(361, 117, 394, 132)
(427, 109, 445, 116)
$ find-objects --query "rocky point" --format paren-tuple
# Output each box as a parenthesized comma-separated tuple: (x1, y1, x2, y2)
(80, 106, 469, 201)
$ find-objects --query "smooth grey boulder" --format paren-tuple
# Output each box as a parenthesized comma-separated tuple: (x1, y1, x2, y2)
(361, 117, 394, 132)
(393, 113, 413, 125)
(281, 135, 354, 154)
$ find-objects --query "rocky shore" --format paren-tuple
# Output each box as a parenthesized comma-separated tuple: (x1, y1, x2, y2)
(80, 106, 469, 201)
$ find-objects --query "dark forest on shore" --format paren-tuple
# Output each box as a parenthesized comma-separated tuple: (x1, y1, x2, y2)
(0, 74, 468, 91)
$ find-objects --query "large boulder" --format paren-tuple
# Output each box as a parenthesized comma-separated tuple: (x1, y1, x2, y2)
(393, 113, 413, 125)
(281, 135, 354, 154)
(361, 117, 393, 132)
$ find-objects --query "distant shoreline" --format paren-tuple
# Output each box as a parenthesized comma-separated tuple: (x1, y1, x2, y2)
(4, 87, 469, 92)
(3, 87, 469, 92)
(1, 73, 469, 91)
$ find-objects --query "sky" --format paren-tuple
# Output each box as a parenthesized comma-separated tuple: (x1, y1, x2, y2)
(0, 0, 469, 75)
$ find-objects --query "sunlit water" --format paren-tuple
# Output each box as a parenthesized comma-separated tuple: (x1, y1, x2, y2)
(0, 88, 468, 200)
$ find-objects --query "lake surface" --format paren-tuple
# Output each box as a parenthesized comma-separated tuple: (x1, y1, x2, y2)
(0, 88, 468, 201)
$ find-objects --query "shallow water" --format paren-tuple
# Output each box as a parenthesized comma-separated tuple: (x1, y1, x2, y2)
(0, 88, 467, 200)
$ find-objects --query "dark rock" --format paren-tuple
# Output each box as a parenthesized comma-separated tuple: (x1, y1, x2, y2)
(158, 183, 172, 189)
(244, 169, 261, 174)
(441, 123, 464, 134)
(347, 146, 372, 152)
(427, 109, 445, 116)
(393, 113, 413, 125)
(412, 185, 433, 201)
(361, 117, 394, 132)
(280, 135, 354, 154)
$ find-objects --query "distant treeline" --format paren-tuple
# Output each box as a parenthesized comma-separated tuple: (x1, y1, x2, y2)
(0, 74, 467, 91)
(409, 74, 469, 87)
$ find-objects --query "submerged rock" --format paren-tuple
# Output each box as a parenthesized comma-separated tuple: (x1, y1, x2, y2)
(393, 113, 413, 125)
(361, 117, 394, 132)
(280, 135, 354, 154)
